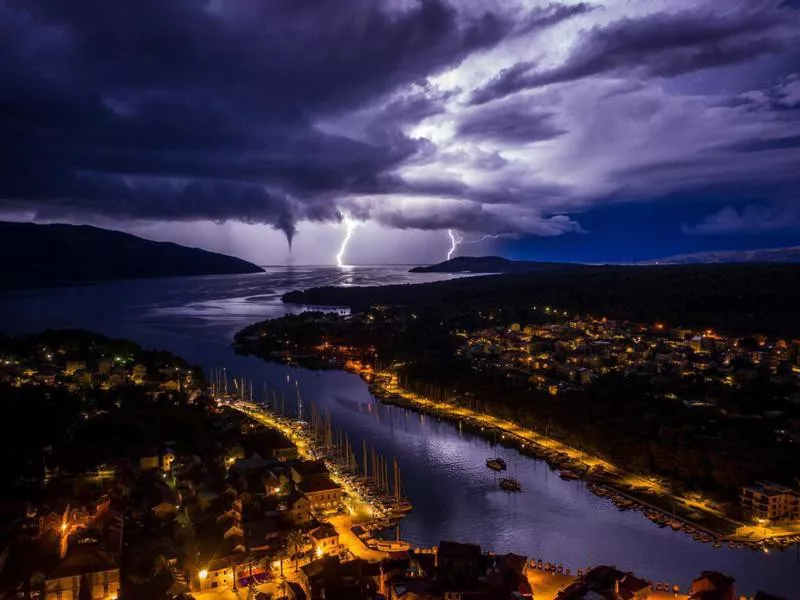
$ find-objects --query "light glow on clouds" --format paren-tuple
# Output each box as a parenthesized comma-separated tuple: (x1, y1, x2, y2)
(1, 0, 798, 263)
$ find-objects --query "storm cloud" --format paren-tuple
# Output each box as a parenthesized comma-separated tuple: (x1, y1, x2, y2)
(1, 0, 799, 259)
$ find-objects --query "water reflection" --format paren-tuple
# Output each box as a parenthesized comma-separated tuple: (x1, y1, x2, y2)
(0, 267, 798, 597)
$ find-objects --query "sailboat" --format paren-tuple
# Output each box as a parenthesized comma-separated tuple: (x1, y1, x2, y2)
(486, 457, 507, 471)
(390, 458, 413, 514)
(499, 459, 522, 492)
(499, 477, 522, 492)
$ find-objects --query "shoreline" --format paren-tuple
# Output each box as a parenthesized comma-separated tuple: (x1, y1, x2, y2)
(236, 345, 800, 552)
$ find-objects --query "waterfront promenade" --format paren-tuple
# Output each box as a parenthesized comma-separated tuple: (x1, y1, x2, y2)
(350, 362, 800, 546)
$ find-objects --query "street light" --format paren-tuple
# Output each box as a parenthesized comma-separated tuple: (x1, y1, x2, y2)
(198, 569, 208, 581)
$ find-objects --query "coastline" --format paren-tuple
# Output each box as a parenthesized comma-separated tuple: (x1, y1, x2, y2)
(236, 344, 800, 552)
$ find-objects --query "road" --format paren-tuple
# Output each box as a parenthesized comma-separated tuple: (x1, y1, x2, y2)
(527, 570, 689, 600)
(229, 401, 392, 564)
(371, 371, 753, 538)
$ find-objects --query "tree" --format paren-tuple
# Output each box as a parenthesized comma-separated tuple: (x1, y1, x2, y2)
(286, 530, 306, 572)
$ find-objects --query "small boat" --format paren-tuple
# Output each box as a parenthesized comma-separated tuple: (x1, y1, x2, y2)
(486, 457, 507, 471)
(500, 477, 522, 492)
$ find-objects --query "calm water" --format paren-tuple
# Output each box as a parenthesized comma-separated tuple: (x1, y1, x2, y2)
(0, 267, 796, 597)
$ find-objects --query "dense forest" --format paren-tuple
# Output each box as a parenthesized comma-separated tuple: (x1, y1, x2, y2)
(284, 263, 800, 337)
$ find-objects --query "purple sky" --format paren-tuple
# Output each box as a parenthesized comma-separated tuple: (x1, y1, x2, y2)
(1, 0, 799, 264)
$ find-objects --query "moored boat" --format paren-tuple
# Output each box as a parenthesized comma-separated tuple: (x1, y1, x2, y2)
(486, 457, 507, 471)
(500, 477, 522, 492)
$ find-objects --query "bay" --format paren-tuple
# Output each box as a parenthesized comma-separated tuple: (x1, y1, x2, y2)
(0, 266, 796, 597)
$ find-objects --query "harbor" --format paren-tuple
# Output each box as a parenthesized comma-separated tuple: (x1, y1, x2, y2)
(210, 371, 416, 554)
(359, 366, 800, 552)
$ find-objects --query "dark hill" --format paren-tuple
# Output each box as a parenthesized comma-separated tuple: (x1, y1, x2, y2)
(409, 255, 586, 273)
(0, 221, 263, 290)
(284, 263, 800, 337)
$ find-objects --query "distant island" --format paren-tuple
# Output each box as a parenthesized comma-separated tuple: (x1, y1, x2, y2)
(642, 246, 800, 265)
(0, 221, 263, 290)
(409, 255, 587, 273)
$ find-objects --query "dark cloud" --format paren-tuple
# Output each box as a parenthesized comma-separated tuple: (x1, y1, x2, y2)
(353, 200, 582, 236)
(1, 0, 798, 255)
(512, 2, 596, 36)
(0, 0, 542, 242)
(471, 5, 794, 104)
(727, 135, 800, 153)
(457, 102, 564, 143)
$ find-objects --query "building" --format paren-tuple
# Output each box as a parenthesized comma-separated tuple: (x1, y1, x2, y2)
(283, 493, 312, 527)
(436, 541, 482, 588)
(299, 556, 378, 600)
(197, 557, 235, 592)
(65, 360, 87, 375)
(690, 571, 735, 600)
(740, 482, 800, 521)
(290, 460, 330, 484)
(309, 523, 339, 557)
(298, 476, 342, 512)
(45, 546, 120, 600)
(555, 565, 650, 600)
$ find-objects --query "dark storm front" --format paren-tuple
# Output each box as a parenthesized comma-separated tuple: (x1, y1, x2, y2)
(0, 267, 797, 597)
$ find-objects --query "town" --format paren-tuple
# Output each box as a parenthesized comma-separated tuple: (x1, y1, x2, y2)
(0, 329, 791, 600)
(235, 305, 800, 549)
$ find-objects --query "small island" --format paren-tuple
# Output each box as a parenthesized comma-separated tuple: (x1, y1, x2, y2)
(409, 255, 587, 273)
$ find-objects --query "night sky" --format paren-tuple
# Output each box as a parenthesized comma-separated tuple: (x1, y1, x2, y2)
(1, 0, 799, 264)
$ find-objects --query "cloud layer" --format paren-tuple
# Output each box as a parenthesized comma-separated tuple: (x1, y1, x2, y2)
(1, 0, 799, 252)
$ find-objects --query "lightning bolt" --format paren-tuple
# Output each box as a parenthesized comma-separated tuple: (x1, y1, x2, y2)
(467, 234, 503, 243)
(446, 229, 463, 260)
(336, 216, 357, 267)
(446, 230, 502, 260)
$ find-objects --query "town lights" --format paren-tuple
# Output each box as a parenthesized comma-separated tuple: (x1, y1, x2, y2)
(316, 546, 324, 558)
(198, 569, 208, 580)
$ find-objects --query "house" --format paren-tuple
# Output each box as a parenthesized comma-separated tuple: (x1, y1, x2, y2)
(197, 557, 236, 592)
(290, 460, 330, 484)
(106, 367, 127, 388)
(556, 565, 650, 600)
(241, 429, 299, 462)
(131, 363, 148, 384)
(283, 493, 312, 527)
(690, 571, 735, 600)
(309, 523, 339, 557)
(299, 556, 378, 600)
(437, 541, 482, 588)
(298, 476, 342, 512)
(482, 553, 532, 598)
(65, 360, 87, 375)
(740, 482, 799, 521)
(44, 545, 120, 600)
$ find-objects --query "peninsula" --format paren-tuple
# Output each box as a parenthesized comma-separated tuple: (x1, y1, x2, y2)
(409, 256, 588, 274)
(0, 221, 264, 290)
